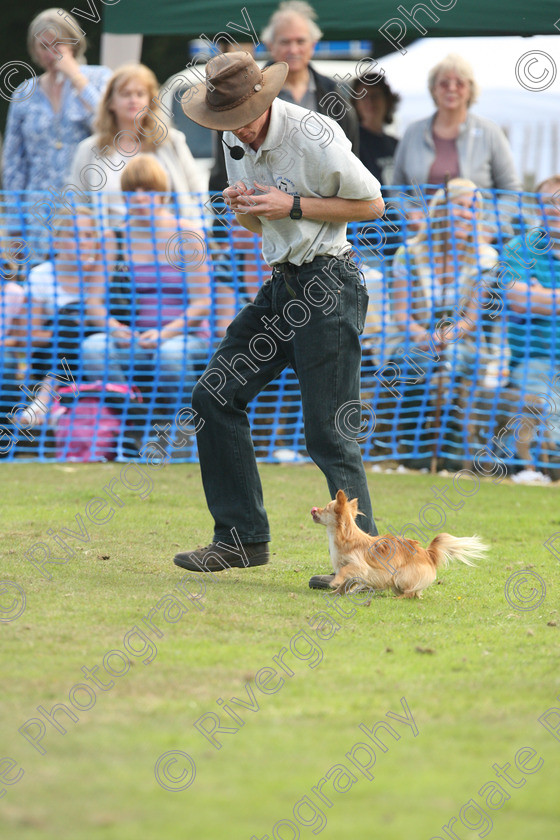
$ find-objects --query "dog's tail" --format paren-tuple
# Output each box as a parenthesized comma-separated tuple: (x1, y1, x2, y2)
(427, 533, 488, 569)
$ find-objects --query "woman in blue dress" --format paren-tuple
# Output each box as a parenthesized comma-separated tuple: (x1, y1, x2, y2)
(2, 8, 111, 255)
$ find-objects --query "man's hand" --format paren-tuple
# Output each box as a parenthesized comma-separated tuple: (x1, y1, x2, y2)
(235, 182, 292, 220)
(224, 181, 385, 224)
(223, 182, 257, 214)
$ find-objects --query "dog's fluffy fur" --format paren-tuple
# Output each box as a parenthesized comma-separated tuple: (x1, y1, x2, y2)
(311, 490, 488, 598)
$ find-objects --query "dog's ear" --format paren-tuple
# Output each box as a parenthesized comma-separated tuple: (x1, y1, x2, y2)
(349, 498, 359, 517)
(334, 490, 347, 512)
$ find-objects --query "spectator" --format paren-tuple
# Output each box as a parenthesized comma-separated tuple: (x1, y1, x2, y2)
(16, 207, 100, 428)
(377, 178, 498, 464)
(2, 9, 111, 198)
(350, 74, 400, 185)
(0, 259, 25, 429)
(81, 155, 211, 432)
(71, 63, 205, 226)
(262, 1, 359, 152)
(392, 54, 520, 194)
(390, 179, 497, 353)
(502, 176, 560, 440)
(442, 179, 560, 477)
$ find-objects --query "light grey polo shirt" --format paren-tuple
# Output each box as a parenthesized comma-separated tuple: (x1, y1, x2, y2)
(224, 98, 382, 266)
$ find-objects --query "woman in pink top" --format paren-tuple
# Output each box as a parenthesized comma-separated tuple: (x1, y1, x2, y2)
(392, 54, 520, 240)
(82, 155, 211, 418)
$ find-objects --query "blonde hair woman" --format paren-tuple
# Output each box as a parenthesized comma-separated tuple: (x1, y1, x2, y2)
(393, 54, 519, 193)
(390, 178, 497, 361)
(70, 63, 205, 223)
(2, 8, 111, 195)
(376, 178, 499, 464)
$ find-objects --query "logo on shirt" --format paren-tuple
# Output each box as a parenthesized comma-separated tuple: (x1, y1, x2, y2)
(275, 176, 297, 194)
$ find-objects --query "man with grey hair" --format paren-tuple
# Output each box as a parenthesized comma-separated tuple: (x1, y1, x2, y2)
(209, 1, 360, 193)
(262, 1, 359, 152)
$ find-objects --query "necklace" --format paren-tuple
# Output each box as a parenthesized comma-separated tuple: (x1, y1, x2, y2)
(41, 74, 64, 149)
(53, 121, 63, 150)
(53, 81, 63, 150)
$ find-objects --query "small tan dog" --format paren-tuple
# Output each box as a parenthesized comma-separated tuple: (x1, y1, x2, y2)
(311, 490, 488, 598)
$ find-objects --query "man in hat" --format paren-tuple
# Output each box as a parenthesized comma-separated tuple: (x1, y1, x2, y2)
(174, 51, 384, 588)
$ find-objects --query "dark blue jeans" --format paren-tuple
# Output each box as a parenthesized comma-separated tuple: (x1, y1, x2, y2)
(192, 254, 377, 543)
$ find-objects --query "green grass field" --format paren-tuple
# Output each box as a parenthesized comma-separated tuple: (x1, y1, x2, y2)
(1, 462, 559, 840)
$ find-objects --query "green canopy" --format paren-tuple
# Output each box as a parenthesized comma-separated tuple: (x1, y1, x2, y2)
(103, 0, 559, 46)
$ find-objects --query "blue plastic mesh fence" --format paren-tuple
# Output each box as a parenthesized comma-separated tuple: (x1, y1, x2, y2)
(0, 185, 558, 474)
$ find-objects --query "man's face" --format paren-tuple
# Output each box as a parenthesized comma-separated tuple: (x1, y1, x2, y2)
(268, 14, 316, 74)
(232, 109, 270, 146)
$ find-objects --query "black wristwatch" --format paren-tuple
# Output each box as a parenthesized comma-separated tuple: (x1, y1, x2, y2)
(289, 194, 303, 220)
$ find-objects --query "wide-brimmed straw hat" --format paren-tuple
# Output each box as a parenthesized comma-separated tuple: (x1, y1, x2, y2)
(181, 51, 288, 130)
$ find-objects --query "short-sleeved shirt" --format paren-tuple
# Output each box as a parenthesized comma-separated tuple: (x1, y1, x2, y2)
(502, 233, 559, 366)
(223, 98, 382, 266)
(25, 261, 80, 318)
(132, 263, 189, 331)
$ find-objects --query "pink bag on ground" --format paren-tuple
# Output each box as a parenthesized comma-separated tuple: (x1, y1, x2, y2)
(54, 382, 141, 462)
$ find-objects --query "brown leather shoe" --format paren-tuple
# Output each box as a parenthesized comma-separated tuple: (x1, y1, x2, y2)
(174, 540, 269, 572)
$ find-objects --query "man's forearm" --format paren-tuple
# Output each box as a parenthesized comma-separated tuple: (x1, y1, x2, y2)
(232, 182, 384, 223)
(299, 195, 384, 223)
